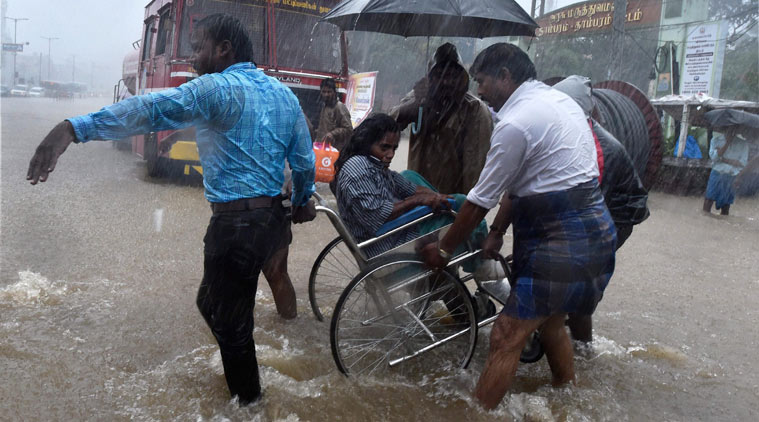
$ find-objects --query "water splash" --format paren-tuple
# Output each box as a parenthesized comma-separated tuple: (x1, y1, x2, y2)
(506, 393, 555, 421)
(0, 271, 68, 305)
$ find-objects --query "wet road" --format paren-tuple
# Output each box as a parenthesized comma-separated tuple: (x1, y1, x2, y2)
(2, 97, 758, 421)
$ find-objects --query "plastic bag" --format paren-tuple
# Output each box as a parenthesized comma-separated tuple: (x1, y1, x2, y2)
(673, 135, 703, 159)
(313, 142, 340, 183)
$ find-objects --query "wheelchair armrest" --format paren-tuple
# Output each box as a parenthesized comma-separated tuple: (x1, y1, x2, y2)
(375, 198, 457, 236)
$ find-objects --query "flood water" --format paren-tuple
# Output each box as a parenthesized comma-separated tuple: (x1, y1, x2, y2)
(2, 97, 758, 421)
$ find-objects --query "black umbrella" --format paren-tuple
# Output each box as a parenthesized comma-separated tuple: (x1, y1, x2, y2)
(321, 0, 538, 38)
(704, 108, 759, 139)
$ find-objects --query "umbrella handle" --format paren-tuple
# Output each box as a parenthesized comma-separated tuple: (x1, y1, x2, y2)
(410, 106, 423, 135)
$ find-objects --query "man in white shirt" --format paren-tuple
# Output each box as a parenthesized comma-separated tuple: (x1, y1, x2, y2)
(422, 43, 617, 410)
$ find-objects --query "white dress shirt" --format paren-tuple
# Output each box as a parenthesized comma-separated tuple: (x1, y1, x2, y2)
(467, 80, 599, 209)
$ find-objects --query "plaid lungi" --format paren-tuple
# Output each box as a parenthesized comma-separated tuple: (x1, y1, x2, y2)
(503, 180, 617, 319)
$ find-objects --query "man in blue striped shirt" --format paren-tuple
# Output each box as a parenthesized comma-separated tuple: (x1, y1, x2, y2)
(27, 14, 315, 406)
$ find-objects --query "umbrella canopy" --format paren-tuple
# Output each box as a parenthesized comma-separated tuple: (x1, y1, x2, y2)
(704, 108, 759, 129)
(704, 108, 759, 139)
(321, 0, 538, 38)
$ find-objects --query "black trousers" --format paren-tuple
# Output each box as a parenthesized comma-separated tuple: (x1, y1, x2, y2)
(196, 205, 286, 403)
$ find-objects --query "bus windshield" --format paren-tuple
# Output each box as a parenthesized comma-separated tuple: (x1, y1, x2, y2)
(177, 0, 267, 65)
(177, 0, 343, 74)
(274, 7, 342, 74)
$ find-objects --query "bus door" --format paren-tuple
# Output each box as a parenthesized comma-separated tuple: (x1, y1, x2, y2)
(152, 5, 173, 90)
(139, 15, 157, 95)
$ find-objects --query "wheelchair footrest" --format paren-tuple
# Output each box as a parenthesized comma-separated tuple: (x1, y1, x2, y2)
(477, 279, 511, 305)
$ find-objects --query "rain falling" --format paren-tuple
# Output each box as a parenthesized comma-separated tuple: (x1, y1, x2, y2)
(2, 0, 758, 420)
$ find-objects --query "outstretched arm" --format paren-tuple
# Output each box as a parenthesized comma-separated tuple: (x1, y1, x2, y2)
(26, 75, 224, 184)
(27, 121, 77, 184)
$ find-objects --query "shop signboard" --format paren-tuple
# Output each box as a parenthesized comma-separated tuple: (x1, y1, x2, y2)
(680, 21, 727, 97)
(535, 0, 662, 38)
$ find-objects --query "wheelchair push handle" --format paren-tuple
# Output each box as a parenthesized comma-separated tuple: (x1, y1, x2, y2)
(312, 191, 327, 207)
(494, 253, 514, 288)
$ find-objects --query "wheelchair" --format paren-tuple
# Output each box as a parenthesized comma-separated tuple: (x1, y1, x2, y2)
(308, 192, 543, 376)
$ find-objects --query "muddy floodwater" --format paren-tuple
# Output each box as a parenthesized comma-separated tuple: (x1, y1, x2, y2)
(2, 97, 758, 421)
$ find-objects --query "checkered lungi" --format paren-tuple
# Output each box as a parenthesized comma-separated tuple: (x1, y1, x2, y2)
(503, 180, 617, 319)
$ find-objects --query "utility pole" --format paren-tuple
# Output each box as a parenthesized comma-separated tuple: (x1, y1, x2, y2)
(531, 0, 537, 18)
(4, 16, 29, 86)
(41, 36, 59, 81)
(72, 55, 76, 82)
(610, 0, 628, 80)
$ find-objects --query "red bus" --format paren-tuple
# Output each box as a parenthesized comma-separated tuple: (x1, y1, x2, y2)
(130, 0, 348, 176)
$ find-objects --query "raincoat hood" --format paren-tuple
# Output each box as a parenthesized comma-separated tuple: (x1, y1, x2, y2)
(553, 75, 594, 118)
(429, 42, 465, 73)
(427, 43, 469, 103)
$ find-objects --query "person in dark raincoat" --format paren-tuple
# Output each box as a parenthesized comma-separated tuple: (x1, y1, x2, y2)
(389, 43, 493, 195)
(553, 75, 650, 342)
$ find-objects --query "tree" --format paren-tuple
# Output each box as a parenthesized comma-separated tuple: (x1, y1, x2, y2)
(709, 0, 759, 43)
(719, 30, 759, 101)
(711, 0, 759, 101)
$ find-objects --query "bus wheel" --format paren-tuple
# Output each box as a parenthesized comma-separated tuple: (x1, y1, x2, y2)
(145, 135, 165, 177)
(112, 140, 131, 151)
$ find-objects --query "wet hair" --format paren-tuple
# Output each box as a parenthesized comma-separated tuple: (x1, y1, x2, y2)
(469, 43, 536, 85)
(320, 78, 337, 92)
(195, 14, 254, 63)
(334, 113, 399, 176)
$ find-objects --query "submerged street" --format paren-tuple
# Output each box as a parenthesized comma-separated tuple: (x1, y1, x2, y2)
(2, 97, 758, 421)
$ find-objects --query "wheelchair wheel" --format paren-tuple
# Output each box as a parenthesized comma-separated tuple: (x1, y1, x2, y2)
(309, 237, 360, 321)
(519, 331, 544, 363)
(330, 256, 478, 377)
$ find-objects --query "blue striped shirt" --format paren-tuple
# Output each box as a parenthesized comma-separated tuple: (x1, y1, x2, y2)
(336, 155, 418, 257)
(68, 62, 315, 205)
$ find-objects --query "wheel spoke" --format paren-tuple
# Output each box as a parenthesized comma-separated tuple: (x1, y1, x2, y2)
(310, 238, 360, 321)
(331, 259, 477, 377)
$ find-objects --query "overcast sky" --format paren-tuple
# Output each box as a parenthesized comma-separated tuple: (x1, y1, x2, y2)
(4, 0, 144, 69)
